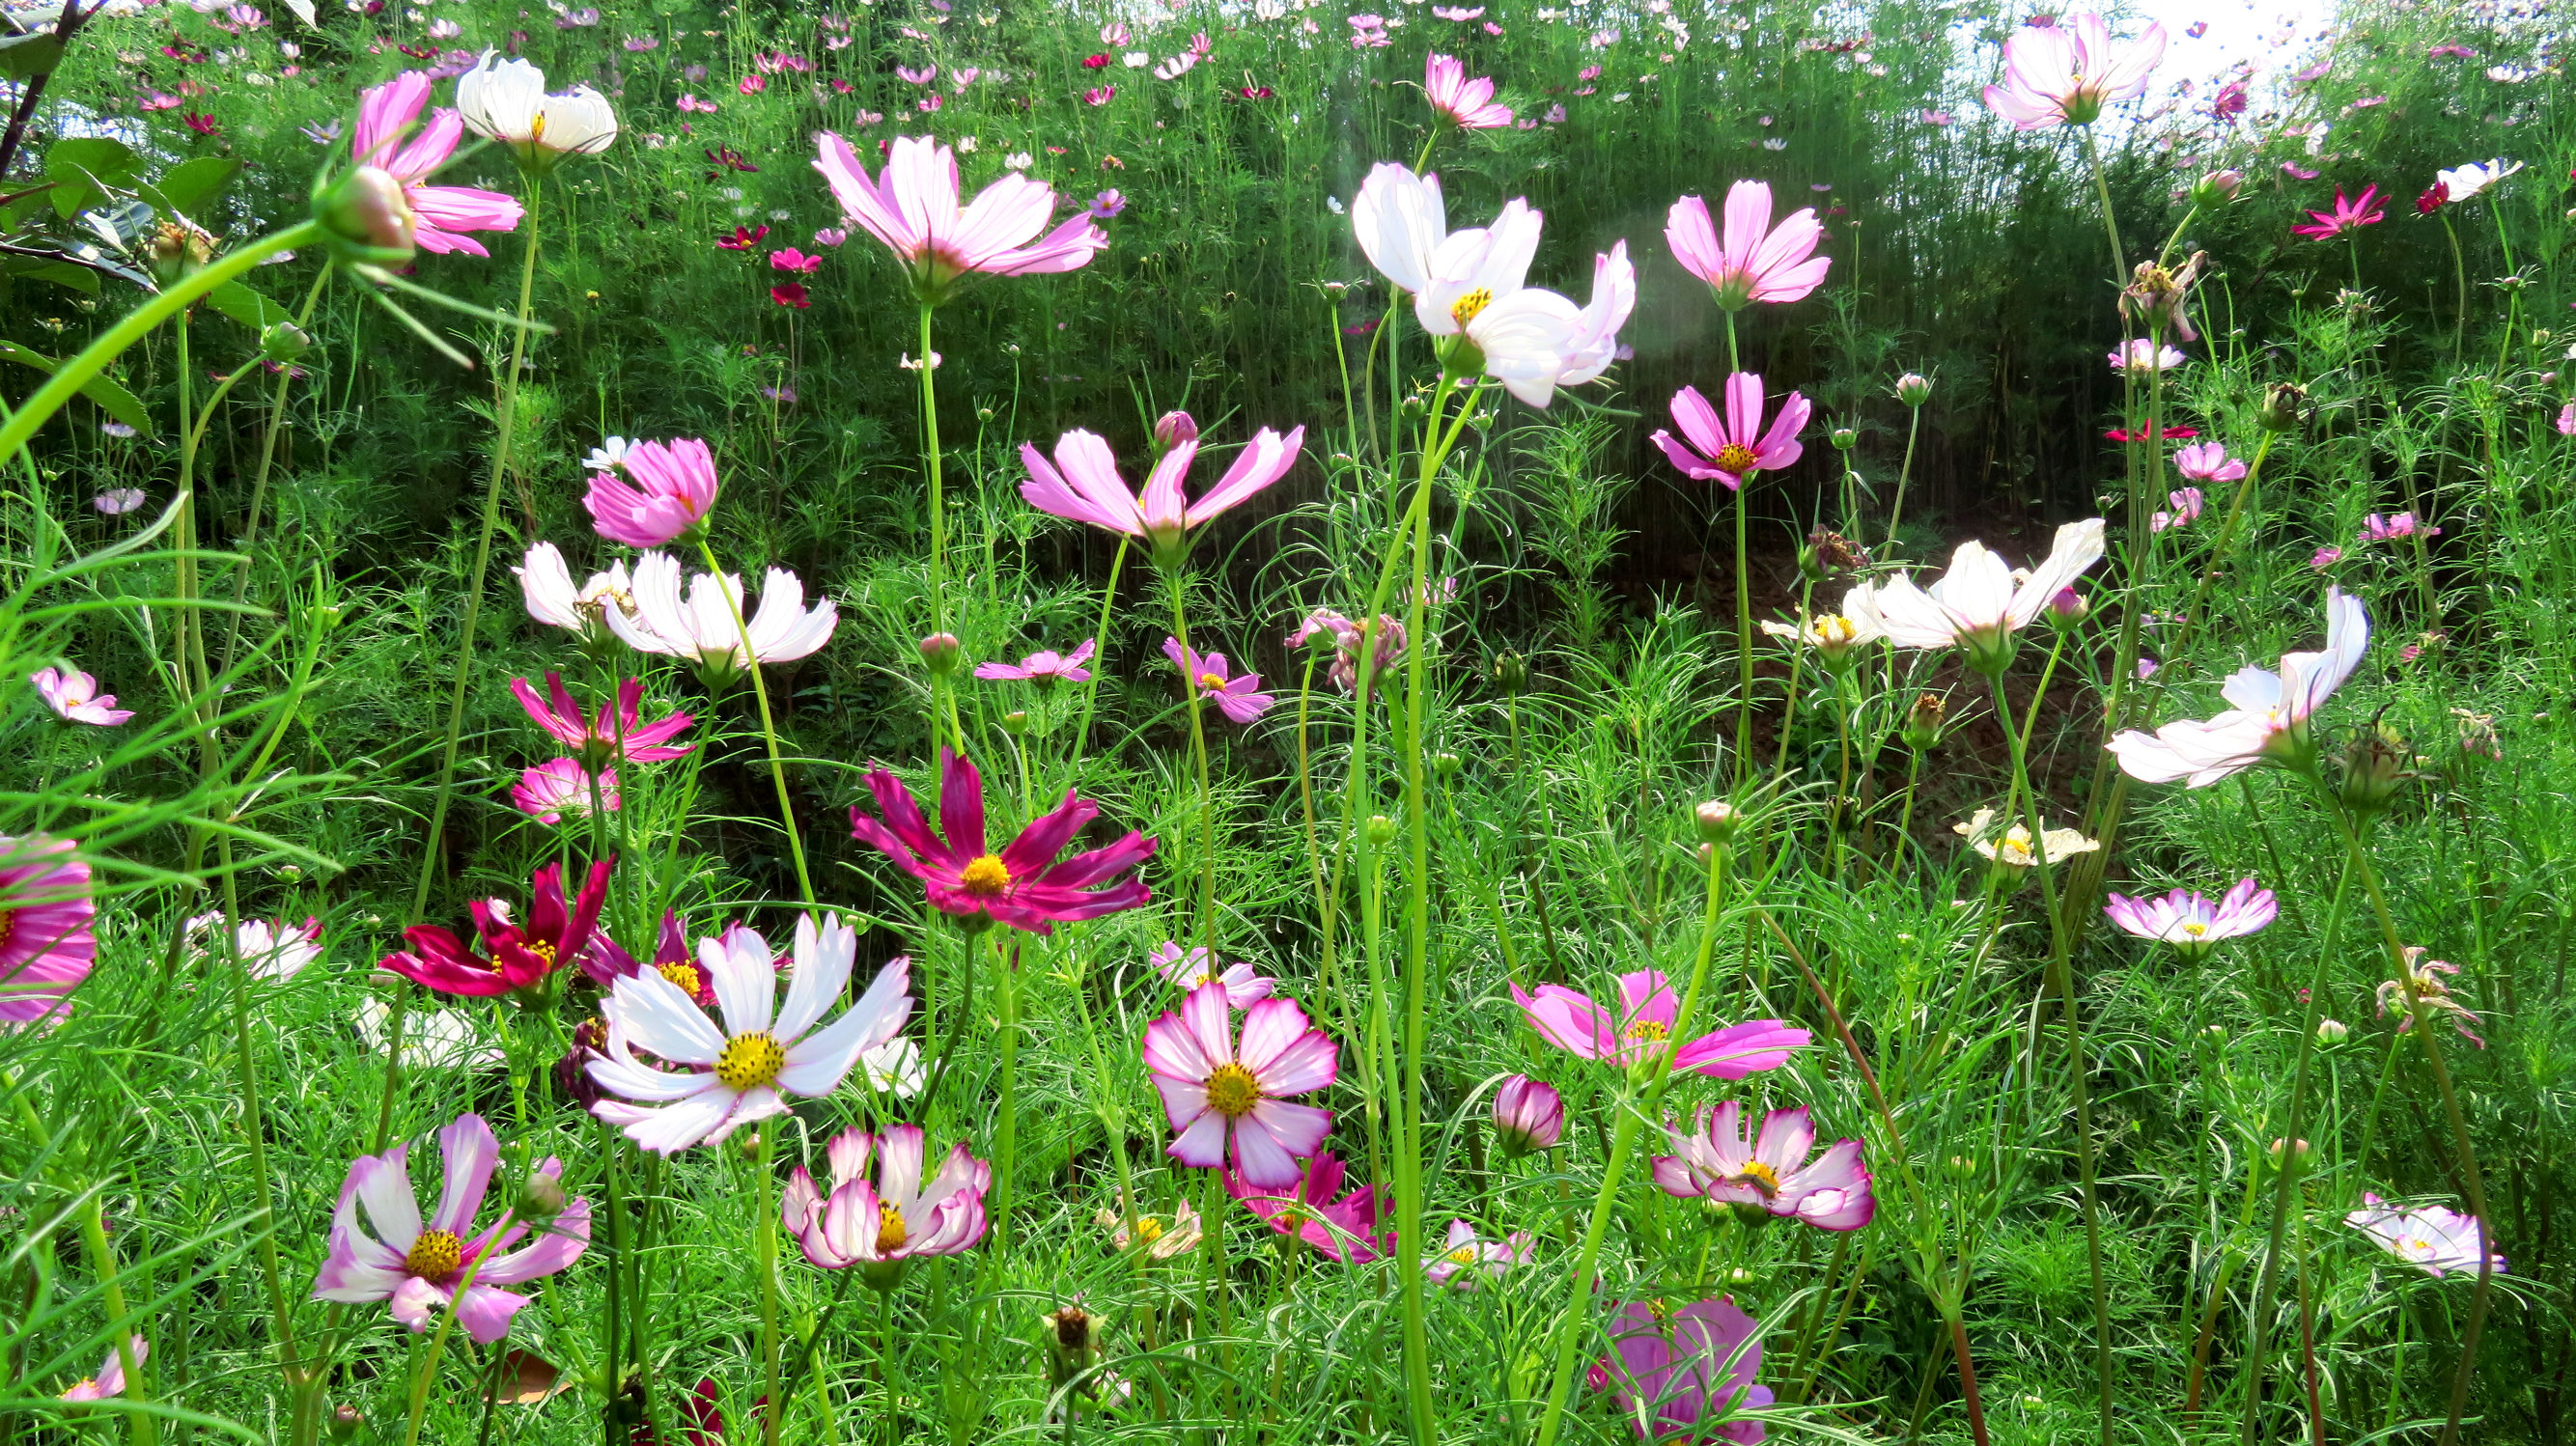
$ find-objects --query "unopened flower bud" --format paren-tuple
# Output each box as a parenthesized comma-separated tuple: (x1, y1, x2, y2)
(2260, 382, 2304, 432)
(1432, 752, 1462, 779)
(1830, 426, 1858, 451)
(2316, 1018, 2349, 1043)
(1694, 799, 1739, 844)
(1491, 1073, 1564, 1156)
(2202, 1024, 2227, 1043)
(261, 320, 313, 364)
(1000, 709, 1030, 736)
(1399, 394, 1428, 419)
(1152, 410, 1197, 454)
(2268, 1137, 2311, 1163)
(1945, 1153, 1977, 1180)
(515, 1172, 568, 1222)
(917, 632, 962, 676)
(2046, 586, 2088, 629)
(329, 1404, 364, 1442)
(2192, 168, 2244, 206)
(1902, 692, 1946, 752)
(2338, 720, 2412, 814)
(1320, 280, 1350, 298)
(1492, 651, 1527, 693)
(1364, 815, 1397, 847)
(1044, 1303, 1102, 1385)
(1894, 372, 1933, 406)
(315, 164, 418, 264)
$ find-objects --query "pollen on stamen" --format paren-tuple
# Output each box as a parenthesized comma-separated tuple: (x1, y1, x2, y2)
(1450, 287, 1494, 326)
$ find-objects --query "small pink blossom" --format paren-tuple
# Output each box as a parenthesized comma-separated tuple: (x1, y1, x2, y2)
(1162, 637, 1275, 724)
(30, 666, 135, 726)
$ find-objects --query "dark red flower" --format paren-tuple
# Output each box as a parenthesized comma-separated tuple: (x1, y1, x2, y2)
(716, 224, 770, 250)
(1237, 84, 1274, 99)
(2416, 182, 2448, 214)
(2104, 425, 2200, 442)
(1082, 52, 1110, 69)
(378, 859, 612, 997)
(182, 112, 220, 136)
(770, 282, 810, 308)
(576, 909, 713, 1003)
(396, 42, 436, 60)
(850, 748, 1154, 934)
(703, 146, 759, 178)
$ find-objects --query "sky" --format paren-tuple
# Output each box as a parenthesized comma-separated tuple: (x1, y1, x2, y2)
(2131, 0, 2336, 85)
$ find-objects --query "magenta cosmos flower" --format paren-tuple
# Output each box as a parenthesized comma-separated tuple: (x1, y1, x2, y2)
(1600, 1296, 1774, 1443)
(1162, 637, 1275, 724)
(2345, 1194, 2504, 1277)
(1423, 52, 1511, 127)
(350, 71, 524, 257)
(31, 666, 135, 726)
(0, 835, 95, 1027)
(310, 1113, 591, 1343)
(1665, 181, 1830, 310)
(512, 673, 694, 765)
(850, 748, 1154, 932)
(1653, 375, 1808, 490)
(1226, 1150, 1392, 1262)
(1144, 982, 1336, 1187)
(1151, 941, 1275, 1008)
(1492, 1073, 1564, 1154)
(2109, 589, 2367, 786)
(378, 859, 611, 997)
(1424, 1218, 1531, 1289)
(811, 132, 1106, 303)
(1510, 970, 1807, 1078)
(1979, 12, 2167, 128)
(2173, 442, 2247, 484)
(1652, 1103, 1874, 1231)
(2291, 184, 2387, 240)
(583, 436, 721, 547)
(60, 1338, 146, 1401)
(2103, 877, 2276, 958)
(2360, 511, 2438, 542)
(1020, 422, 1305, 569)
(972, 639, 1094, 687)
(783, 1125, 991, 1282)
(511, 758, 619, 825)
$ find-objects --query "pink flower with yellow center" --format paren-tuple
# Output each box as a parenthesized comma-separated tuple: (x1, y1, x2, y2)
(1653, 374, 1808, 490)
(1161, 636, 1275, 724)
(1144, 982, 1337, 1187)
(1651, 1102, 1875, 1231)
(811, 132, 1106, 303)
(849, 748, 1154, 933)
(1509, 969, 1807, 1078)
(1665, 181, 1830, 310)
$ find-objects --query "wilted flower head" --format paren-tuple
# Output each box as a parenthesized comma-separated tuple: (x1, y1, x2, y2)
(2376, 946, 2483, 1046)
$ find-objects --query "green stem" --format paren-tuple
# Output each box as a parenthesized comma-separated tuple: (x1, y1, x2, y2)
(756, 1129, 783, 1446)
(405, 1210, 518, 1446)
(694, 536, 816, 905)
(1887, 404, 1921, 549)
(1162, 570, 1218, 952)
(78, 1192, 153, 1446)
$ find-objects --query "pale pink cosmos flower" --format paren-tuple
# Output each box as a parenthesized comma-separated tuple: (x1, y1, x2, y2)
(2359, 512, 2439, 542)
(1980, 12, 2168, 128)
(811, 133, 1106, 304)
(1558, 240, 1638, 391)
(2103, 877, 2277, 958)
(2557, 402, 2575, 435)
(2150, 486, 2205, 532)
(1410, 196, 1610, 407)
(1653, 374, 1808, 490)
(350, 71, 524, 257)
(1162, 637, 1275, 724)
(2109, 588, 2367, 786)
(60, 1339, 146, 1401)
(2346, 1194, 2503, 1277)
(972, 639, 1095, 686)
(2111, 339, 2187, 372)
(1019, 423, 1305, 568)
(1665, 181, 1831, 310)
(583, 435, 720, 547)
(1423, 52, 1512, 128)
(31, 666, 135, 726)
(602, 552, 839, 678)
(309, 1113, 591, 1343)
(782, 1125, 991, 1278)
(1150, 941, 1275, 1008)
(1509, 969, 1807, 1078)
(1652, 1102, 1875, 1231)
(1424, 1219, 1531, 1289)
(511, 758, 620, 825)
(1852, 520, 2108, 671)
(515, 542, 639, 641)
(94, 487, 146, 514)
(2172, 442, 2246, 484)
(1352, 162, 1448, 297)
(2310, 545, 2343, 570)
(188, 911, 324, 982)
(1143, 982, 1337, 1188)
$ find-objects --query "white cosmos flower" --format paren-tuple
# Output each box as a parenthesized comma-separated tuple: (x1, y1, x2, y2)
(456, 51, 619, 169)
(2433, 157, 2520, 203)
(1414, 197, 1604, 408)
(2108, 589, 2367, 787)
(584, 435, 633, 471)
(605, 550, 839, 676)
(589, 914, 910, 1154)
(1352, 161, 1447, 296)
(515, 542, 639, 638)
(1854, 519, 2106, 672)
(860, 1035, 925, 1098)
(355, 998, 502, 1071)
(2345, 1193, 2504, 1277)
(190, 912, 324, 982)
(1556, 238, 1637, 388)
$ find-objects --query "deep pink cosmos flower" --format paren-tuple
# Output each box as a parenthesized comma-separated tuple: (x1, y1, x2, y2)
(2104, 424, 2198, 442)
(1150, 941, 1276, 1008)
(1653, 375, 1808, 490)
(1226, 1150, 1392, 1262)
(1665, 181, 1830, 309)
(770, 282, 811, 309)
(583, 436, 720, 547)
(2150, 487, 2205, 533)
(783, 1125, 991, 1280)
(1600, 1297, 1774, 1442)
(1020, 421, 1305, 568)
(511, 673, 694, 765)
(0, 835, 95, 1027)
(2172, 442, 2247, 484)
(2360, 512, 2439, 542)
(2104, 877, 2277, 958)
(30, 666, 135, 726)
(1510, 969, 1807, 1078)
(309, 1113, 591, 1343)
(1424, 52, 1512, 127)
(350, 71, 524, 257)
(578, 908, 710, 1003)
(1162, 637, 1275, 724)
(1980, 12, 2167, 128)
(812, 132, 1106, 304)
(1144, 983, 1336, 1187)
(770, 247, 823, 274)
(1492, 1073, 1564, 1154)
(511, 758, 619, 825)
(378, 859, 612, 997)
(1288, 608, 1405, 692)
(717, 224, 768, 249)
(2291, 184, 2386, 239)
(1652, 1103, 1874, 1231)
(850, 748, 1154, 933)
(972, 639, 1094, 686)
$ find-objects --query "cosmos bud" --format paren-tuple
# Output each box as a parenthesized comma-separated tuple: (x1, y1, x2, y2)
(2046, 586, 2089, 629)
(260, 320, 313, 365)
(1364, 815, 1397, 848)
(1492, 651, 1527, 693)
(515, 1172, 568, 1222)
(329, 1404, 364, 1442)
(1694, 799, 1739, 844)
(1894, 372, 1933, 406)
(1151, 410, 1197, 454)
(315, 164, 418, 265)
(2192, 168, 2244, 207)
(2260, 383, 2304, 432)
(2316, 1018, 2349, 1043)
(1830, 426, 1858, 451)
(2338, 720, 2412, 814)
(1491, 1074, 1564, 1156)
(917, 632, 962, 676)
(1903, 692, 1946, 752)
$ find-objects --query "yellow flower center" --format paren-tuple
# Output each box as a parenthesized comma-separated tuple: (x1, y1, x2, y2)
(524, 939, 558, 966)
(875, 1203, 910, 1255)
(1134, 1216, 1165, 1243)
(0, 908, 14, 953)
(1728, 1160, 1783, 1197)
(960, 854, 1011, 896)
(2182, 922, 2208, 937)
(1205, 1062, 1262, 1117)
(715, 1032, 786, 1091)
(1716, 442, 1759, 474)
(1625, 1018, 1670, 1043)
(1450, 287, 1493, 326)
(657, 959, 704, 995)
(530, 111, 548, 142)
(1444, 1245, 1478, 1266)
(405, 1229, 463, 1281)
(1198, 672, 1228, 693)
(1817, 616, 1860, 647)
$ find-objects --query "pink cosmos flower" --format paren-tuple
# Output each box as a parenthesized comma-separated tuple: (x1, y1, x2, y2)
(1424, 52, 1512, 128)
(511, 673, 694, 764)
(583, 435, 720, 547)
(1424, 1219, 1531, 1289)
(770, 247, 823, 274)
(1493, 1074, 1564, 1154)
(1509, 969, 1807, 1078)
(2172, 442, 2246, 484)
(850, 748, 1155, 933)
(2109, 588, 2367, 786)
(379, 860, 611, 997)
(2310, 545, 2343, 570)
(94, 488, 146, 514)
(2150, 487, 2205, 532)
(2345, 1193, 2504, 1277)
(350, 71, 524, 257)
(1150, 941, 1275, 1008)
(972, 639, 1095, 686)
(2359, 512, 2438, 542)
(511, 758, 620, 825)
(1652, 375, 1808, 490)
(1854, 521, 2108, 670)
(1018, 422, 1305, 567)
(1979, 12, 2168, 128)
(1600, 1296, 1774, 1442)
(60, 1338, 146, 1401)
(814, 226, 848, 247)
(812, 132, 1106, 303)
(1665, 181, 1830, 309)
(30, 666, 135, 726)
(783, 1125, 991, 1279)
(2103, 877, 2276, 957)
(2291, 184, 2387, 239)
(1162, 637, 1275, 724)
(2556, 402, 2575, 435)
(1143, 983, 1336, 1187)
(2110, 339, 2187, 372)
(1226, 1150, 1391, 1261)
(1652, 1102, 1874, 1231)
(0, 835, 94, 1027)
(2376, 947, 2483, 1046)
(309, 1113, 591, 1343)
(189, 911, 324, 982)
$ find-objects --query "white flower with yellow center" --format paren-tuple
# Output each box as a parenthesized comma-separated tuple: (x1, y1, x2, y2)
(457, 52, 619, 171)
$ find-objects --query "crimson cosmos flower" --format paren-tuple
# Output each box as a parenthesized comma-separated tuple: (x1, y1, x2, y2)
(850, 748, 1154, 932)
(511, 673, 694, 766)
(378, 859, 612, 996)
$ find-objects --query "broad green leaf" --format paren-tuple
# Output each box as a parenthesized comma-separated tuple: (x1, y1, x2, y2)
(0, 340, 154, 434)
(207, 280, 290, 333)
(44, 137, 140, 217)
(144, 155, 239, 221)
(0, 29, 63, 79)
